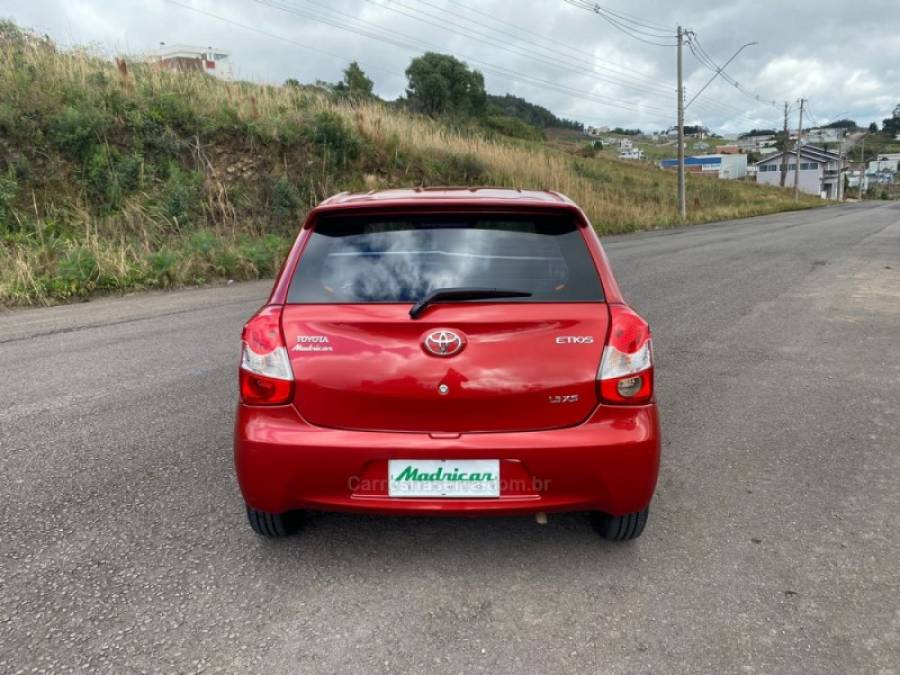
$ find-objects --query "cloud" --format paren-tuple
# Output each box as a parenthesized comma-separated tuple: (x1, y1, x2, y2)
(5, 0, 899, 131)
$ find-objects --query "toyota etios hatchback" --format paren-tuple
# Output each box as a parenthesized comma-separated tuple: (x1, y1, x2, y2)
(234, 188, 660, 540)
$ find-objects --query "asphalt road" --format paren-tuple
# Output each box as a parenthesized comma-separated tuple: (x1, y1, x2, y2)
(2, 202, 899, 674)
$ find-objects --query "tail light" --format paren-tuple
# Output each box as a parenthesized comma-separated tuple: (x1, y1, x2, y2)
(239, 306, 294, 405)
(598, 305, 654, 405)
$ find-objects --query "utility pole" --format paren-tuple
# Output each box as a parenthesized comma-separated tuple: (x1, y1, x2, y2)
(676, 26, 686, 220)
(793, 98, 805, 201)
(779, 101, 789, 187)
(858, 134, 866, 199)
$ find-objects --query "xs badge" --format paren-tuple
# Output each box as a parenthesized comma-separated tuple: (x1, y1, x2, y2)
(548, 394, 580, 404)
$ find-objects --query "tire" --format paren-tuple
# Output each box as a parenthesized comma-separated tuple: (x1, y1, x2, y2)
(591, 508, 649, 541)
(246, 505, 301, 537)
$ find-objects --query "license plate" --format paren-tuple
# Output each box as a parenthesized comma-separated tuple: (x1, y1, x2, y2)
(388, 459, 500, 498)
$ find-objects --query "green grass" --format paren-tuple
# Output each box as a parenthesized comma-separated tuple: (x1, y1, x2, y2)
(0, 21, 824, 305)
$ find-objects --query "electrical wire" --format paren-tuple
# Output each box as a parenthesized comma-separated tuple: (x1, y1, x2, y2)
(362, 0, 743, 119)
(406, 0, 678, 95)
(562, 0, 678, 46)
(252, 0, 678, 119)
(361, 0, 677, 97)
(686, 33, 779, 109)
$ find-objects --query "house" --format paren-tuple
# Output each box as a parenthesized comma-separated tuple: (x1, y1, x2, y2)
(737, 132, 776, 152)
(148, 44, 231, 77)
(585, 125, 609, 137)
(618, 138, 634, 151)
(868, 153, 900, 173)
(716, 145, 741, 154)
(693, 141, 710, 150)
(618, 148, 644, 160)
(806, 127, 845, 144)
(754, 145, 847, 199)
(658, 153, 748, 179)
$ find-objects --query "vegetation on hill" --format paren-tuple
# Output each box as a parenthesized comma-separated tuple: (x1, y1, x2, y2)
(0, 22, 821, 305)
(485, 94, 582, 131)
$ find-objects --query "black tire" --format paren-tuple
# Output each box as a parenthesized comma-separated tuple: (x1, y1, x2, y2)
(591, 508, 649, 541)
(246, 505, 301, 537)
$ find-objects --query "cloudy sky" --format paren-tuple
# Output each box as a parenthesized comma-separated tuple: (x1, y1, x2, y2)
(5, 0, 899, 133)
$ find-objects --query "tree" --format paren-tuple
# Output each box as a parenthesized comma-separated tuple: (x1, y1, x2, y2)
(868, 122, 878, 133)
(404, 53, 486, 117)
(822, 119, 857, 129)
(883, 103, 900, 136)
(334, 61, 374, 99)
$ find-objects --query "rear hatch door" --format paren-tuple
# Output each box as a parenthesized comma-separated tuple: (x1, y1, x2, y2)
(282, 210, 608, 433)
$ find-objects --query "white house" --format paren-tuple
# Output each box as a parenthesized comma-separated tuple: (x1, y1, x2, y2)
(148, 44, 232, 78)
(737, 133, 776, 152)
(618, 148, 644, 160)
(618, 138, 634, 151)
(585, 125, 609, 137)
(755, 145, 847, 199)
(806, 127, 845, 144)
(868, 153, 900, 173)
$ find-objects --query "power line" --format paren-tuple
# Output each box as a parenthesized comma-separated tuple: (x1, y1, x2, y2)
(161, 0, 400, 78)
(375, 0, 743, 119)
(557, 1, 748, 119)
(402, 0, 746, 119)
(253, 0, 678, 120)
(441, 0, 671, 70)
(562, 1, 679, 46)
(407, 0, 677, 95)
(362, 0, 677, 97)
(686, 33, 779, 109)
(596, 6, 676, 33)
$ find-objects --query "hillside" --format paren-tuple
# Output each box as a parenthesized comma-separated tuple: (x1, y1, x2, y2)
(0, 22, 821, 305)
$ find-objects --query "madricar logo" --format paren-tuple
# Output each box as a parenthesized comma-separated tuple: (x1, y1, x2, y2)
(393, 465, 495, 482)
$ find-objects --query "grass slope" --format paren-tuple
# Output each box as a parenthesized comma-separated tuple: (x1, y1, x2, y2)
(0, 22, 822, 305)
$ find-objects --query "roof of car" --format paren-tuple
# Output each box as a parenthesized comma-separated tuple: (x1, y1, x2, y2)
(317, 187, 575, 207)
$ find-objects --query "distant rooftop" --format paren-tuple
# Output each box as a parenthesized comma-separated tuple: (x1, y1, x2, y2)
(150, 44, 229, 60)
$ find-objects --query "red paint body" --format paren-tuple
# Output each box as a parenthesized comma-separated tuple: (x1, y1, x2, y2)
(234, 189, 660, 517)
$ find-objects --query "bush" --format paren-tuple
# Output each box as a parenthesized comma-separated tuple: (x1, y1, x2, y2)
(54, 246, 99, 297)
(308, 111, 361, 163)
(158, 164, 203, 227)
(48, 106, 110, 162)
(482, 115, 544, 142)
(0, 171, 19, 231)
(147, 248, 179, 285)
(270, 176, 304, 225)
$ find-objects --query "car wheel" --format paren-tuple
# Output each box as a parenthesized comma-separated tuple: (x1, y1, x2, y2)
(246, 505, 301, 537)
(591, 508, 648, 541)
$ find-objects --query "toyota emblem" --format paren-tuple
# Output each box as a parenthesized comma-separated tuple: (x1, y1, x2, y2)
(423, 329, 465, 357)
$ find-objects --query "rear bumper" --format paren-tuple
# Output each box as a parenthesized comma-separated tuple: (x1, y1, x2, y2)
(234, 404, 660, 517)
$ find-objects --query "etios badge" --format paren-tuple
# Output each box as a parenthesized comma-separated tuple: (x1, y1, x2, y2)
(423, 330, 465, 357)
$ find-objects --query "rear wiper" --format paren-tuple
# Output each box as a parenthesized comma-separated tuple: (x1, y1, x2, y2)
(409, 287, 532, 319)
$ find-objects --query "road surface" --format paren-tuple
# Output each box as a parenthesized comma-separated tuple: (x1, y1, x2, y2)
(2, 202, 899, 674)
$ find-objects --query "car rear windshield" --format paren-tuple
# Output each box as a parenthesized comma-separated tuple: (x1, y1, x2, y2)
(286, 213, 604, 303)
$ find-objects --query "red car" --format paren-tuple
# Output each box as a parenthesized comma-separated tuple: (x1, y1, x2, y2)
(234, 188, 659, 540)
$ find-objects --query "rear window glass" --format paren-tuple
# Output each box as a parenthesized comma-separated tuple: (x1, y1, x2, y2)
(286, 214, 604, 303)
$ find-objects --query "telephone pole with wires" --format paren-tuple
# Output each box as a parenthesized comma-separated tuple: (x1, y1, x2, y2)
(564, 2, 776, 218)
(677, 25, 686, 220)
(780, 101, 790, 187)
(794, 98, 806, 201)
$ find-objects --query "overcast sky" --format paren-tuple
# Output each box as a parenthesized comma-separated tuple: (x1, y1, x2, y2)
(5, 0, 899, 133)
